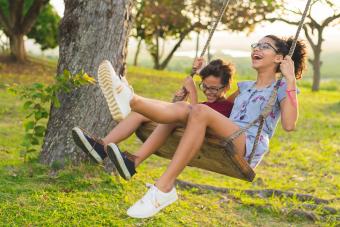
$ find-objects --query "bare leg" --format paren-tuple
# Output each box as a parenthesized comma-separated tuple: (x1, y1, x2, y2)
(102, 112, 150, 145)
(134, 123, 178, 167)
(154, 104, 246, 192)
(130, 96, 191, 124)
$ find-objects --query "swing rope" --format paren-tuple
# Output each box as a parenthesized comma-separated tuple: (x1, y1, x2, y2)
(225, 0, 313, 164)
(172, 0, 231, 102)
(171, 0, 312, 165)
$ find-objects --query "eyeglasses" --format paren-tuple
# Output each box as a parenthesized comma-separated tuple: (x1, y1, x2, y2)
(251, 42, 278, 52)
(199, 82, 225, 94)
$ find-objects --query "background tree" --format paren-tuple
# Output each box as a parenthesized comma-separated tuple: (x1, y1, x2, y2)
(0, 0, 60, 61)
(131, 0, 281, 70)
(141, 0, 200, 70)
(131, 0, 144, 66)
(40, 0, 133, 165)
(267, 0, 340, 91)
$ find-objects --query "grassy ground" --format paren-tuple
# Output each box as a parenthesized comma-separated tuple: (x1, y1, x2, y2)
(0, 60, 339, 226)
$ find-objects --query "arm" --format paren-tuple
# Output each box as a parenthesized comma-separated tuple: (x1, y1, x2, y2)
(279, 56, 299, 131)
(172, 58, 204, 104)
(184, 76, 198, 105)
(172, 76, 198, 105)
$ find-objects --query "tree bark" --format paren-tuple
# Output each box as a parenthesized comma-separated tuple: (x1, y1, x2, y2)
(40, 0, 133, 166)
(9, 34, 26, 61)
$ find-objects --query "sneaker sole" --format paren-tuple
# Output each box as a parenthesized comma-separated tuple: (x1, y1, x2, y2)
(98, 60, 124, 121)
(72, 127, 103, 164)
(128, 196, 178, 218)
(107, 143, 131, 181)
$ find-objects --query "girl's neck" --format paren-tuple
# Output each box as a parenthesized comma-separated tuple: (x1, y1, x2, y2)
(255, 69, 276, 88)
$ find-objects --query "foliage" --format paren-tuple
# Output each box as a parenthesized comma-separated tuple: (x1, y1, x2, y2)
(267, 0, 340, 91)
(27, 3, 60, 50)
(132, 0, 195, 69)
(131, 0, 282, 70)
(0, 0, 60, 59)
(7, 70, 95, 161)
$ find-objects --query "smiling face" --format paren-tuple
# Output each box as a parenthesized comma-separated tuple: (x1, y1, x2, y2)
(201, 75, 229, 103)
(251, 37, 284, 72)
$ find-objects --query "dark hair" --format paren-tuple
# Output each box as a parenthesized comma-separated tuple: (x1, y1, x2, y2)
(265, 35, 307, 80)
(199, 59, 235, 86)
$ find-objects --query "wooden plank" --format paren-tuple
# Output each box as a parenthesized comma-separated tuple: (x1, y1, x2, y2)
(135, 122, 256, 182)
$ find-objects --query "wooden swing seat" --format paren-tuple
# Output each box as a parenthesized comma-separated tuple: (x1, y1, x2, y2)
(135, 122, 256, 182)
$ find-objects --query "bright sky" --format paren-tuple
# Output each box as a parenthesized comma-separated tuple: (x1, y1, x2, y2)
(49, 0, 340, 53)
(50, 0, 64, 16)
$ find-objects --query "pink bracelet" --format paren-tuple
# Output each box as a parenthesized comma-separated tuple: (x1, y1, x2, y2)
(285, 89, 297, 108)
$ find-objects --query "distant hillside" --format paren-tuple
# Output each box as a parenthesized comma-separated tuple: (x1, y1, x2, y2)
(127, 51, 339, 80)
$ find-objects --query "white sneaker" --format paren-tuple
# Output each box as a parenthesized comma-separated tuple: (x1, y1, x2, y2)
(127, 183, 178, 218)
(98, 60, 133, 121)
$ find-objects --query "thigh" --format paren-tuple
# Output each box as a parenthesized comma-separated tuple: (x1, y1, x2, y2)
(194, 104, 246, 156)
(129, 111, 151, 123)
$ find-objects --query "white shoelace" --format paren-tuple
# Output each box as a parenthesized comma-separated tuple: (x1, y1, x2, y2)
(144, 183, 160, 208)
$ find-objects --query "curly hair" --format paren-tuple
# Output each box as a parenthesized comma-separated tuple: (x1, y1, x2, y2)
(265, 35, 307, 80)
(199, 59, 235, 86)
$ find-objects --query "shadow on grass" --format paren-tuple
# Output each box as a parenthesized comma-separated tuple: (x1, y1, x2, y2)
(0, 157, 125, 202)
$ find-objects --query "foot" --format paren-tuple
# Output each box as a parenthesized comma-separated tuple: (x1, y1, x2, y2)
(72, 127, 107, 163)
(106, 143, 136, 180)
(127, 184, 178, 218)
(98, 60, 133, 121)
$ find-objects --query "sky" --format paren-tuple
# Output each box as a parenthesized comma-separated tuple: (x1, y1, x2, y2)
(47, 0, 340, 56)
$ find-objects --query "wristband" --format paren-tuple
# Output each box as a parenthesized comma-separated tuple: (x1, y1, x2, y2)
(285, 89, 297, 108)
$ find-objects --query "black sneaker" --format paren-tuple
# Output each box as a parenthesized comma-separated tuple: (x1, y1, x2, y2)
(107, 143, 136, 180)
(72, 127, 107, 163)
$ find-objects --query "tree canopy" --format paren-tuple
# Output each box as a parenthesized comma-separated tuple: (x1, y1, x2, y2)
(0, 0, 60, 61)
(131, 0, 282, 70)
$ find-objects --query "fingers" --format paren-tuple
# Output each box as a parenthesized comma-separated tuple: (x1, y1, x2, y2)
(193, 57, 205, 70)
(175, 89, 186, 96)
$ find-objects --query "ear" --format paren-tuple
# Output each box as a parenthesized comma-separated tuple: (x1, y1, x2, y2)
(274, 54, 284, 63)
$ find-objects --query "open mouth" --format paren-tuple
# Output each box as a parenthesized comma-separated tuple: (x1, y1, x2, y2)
(252, 54, 263, 60)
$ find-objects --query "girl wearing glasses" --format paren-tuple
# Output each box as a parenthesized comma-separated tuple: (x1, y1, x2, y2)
(75, 34, 307, 218)
(73, 60, 235, 177)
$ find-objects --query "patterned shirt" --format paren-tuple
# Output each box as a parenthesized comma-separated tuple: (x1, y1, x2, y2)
(229, 79, 298, 168)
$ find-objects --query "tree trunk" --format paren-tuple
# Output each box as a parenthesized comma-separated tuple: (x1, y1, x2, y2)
(311, 51, 321, 92)
(153, 30, 160, 69)
(9, 34, 26, 61)
(133, 38, 142, 66)
(40, 0, 133, 166)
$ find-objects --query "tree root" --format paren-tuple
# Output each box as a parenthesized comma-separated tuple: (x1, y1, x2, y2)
(175, 179, 339, 205)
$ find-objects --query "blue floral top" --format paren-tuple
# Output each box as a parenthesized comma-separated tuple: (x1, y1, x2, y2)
(229, 79, 298, 168)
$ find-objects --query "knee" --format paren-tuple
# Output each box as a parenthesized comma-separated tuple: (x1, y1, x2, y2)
(173, 101, 191, 119)
(174, 101, 190, 110)
(189, 104, 208, 121)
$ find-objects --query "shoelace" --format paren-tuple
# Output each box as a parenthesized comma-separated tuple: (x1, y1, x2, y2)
(78, 127, 104, 145)
(144, 183, 160, 208)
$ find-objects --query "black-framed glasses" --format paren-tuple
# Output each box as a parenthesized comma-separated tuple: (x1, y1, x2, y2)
(251, 42, 278, 52)
(199, 82, 225, 94)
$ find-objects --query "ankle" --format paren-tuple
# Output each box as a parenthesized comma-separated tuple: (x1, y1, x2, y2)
(101, 138, 109, 146)
(134, 157, 142, 168)
(155, 182, 174, 193)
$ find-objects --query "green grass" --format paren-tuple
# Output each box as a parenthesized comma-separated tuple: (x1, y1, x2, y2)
(0, 63, 339, 226)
